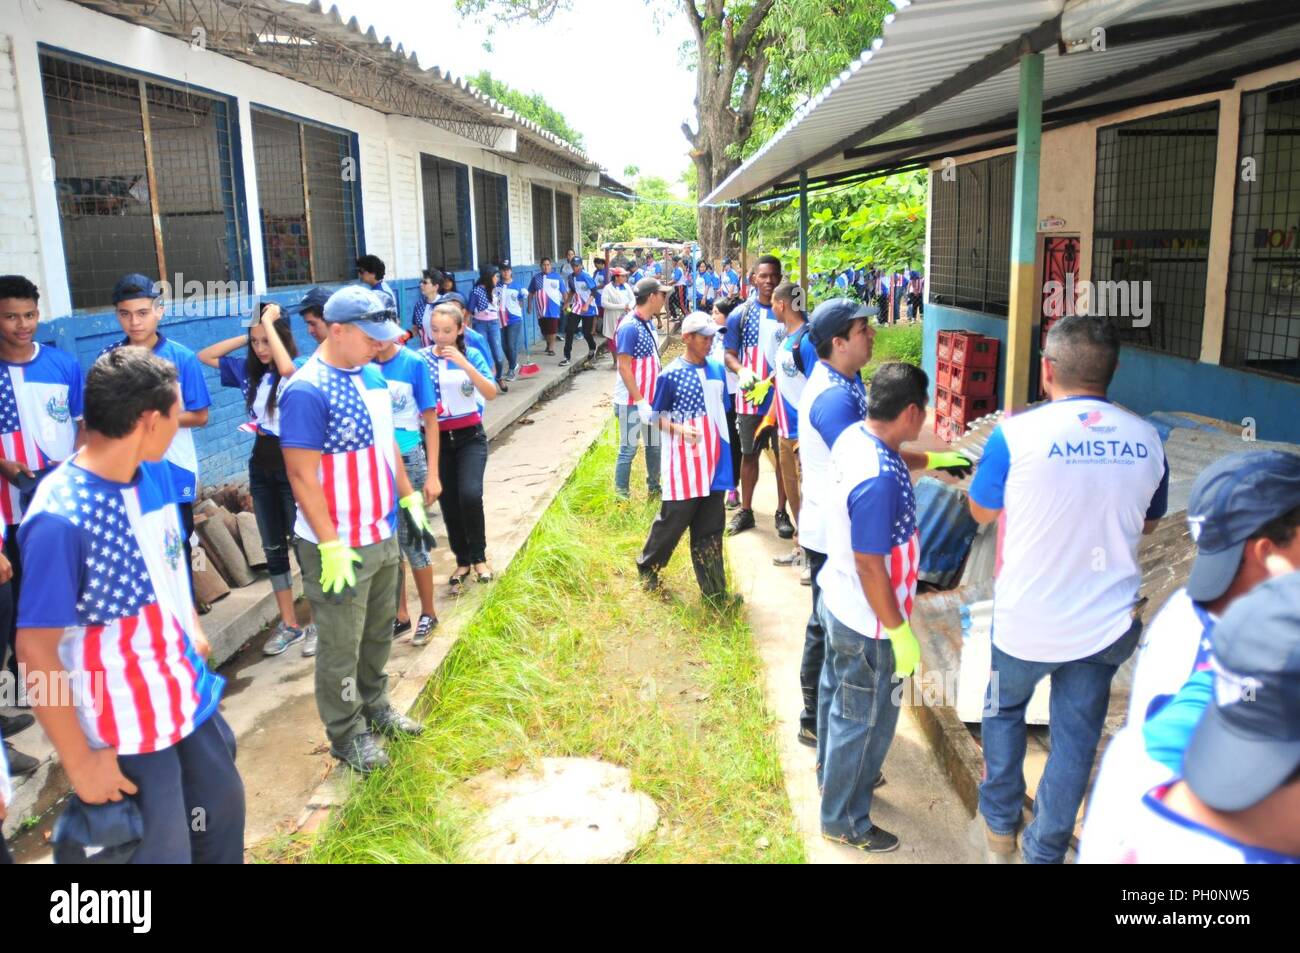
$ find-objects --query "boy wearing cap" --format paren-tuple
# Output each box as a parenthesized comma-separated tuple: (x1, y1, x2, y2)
(278, 287, 433, 774)
(720, 258, 740, 299)
(613, 278, 670, 500)
(601, 269, 635, 358)
(968, 314, 1169, 864)
(562, 257, 600, 367)
(102, 274, 211, 579)
(294, 287, 332, 347)
(1081, 449, 1300, 863)
(636, 312, 734, 601)
(17, 347, 243, 863)
(1124, 571, 1300, 863)
(528, 257, 563, 356)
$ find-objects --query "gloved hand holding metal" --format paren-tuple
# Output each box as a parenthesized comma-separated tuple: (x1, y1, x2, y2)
(925, 450, 975, 478)
(318, 539, 362, 596)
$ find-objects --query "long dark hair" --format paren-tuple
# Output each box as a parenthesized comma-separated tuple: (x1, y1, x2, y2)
(432, 303, 467, 355)
(246, 304, 298, 418)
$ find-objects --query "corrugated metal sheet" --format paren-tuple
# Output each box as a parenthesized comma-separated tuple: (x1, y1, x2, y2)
(704, 0, 1300, 204)
(915, 476, 980, 587)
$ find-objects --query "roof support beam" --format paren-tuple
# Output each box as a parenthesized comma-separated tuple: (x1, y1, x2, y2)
(1005, 54, 1043, 414)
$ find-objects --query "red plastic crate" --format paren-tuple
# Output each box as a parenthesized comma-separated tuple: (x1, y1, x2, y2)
(936, 359, 952, 390)
(935, 385, 952, 417)
(948, 362, 996, 398)
(934, 413, 960, 443)
(948, 391, 996, 429)
(936, 329, 955, 361)
(951, 333, 999, 369)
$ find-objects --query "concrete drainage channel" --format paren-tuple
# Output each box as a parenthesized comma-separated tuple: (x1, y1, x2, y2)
(2, 347, 630, 862)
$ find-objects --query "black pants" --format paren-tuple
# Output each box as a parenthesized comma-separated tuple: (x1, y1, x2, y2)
(800, 547, 828, 733)
(2, 533, 19, 686)
(180, 501, 195, 590)
(637, 491, 727, 598)
(563, 312, 597, 360)
(725, 407, 742, 490)
(438, 424, 489, 566)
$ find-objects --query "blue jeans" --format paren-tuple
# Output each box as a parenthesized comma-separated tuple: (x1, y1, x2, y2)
(396, 444, 432, 570)
(248, 462, 297, 591)
(979, 619, 1142, 864)
(473, 318, 506, 378)
(614, 404, 661, 497)
(502, 320, 524, 372)
(816, 599, 901, 839)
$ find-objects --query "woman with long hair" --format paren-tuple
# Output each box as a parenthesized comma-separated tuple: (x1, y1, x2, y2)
(468, 265, 507, 392)
(418, 303, 497, 593)
(198, 302, 315, 655)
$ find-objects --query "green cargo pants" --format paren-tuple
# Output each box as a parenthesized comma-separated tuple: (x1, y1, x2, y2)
(296, 534, 400, 748)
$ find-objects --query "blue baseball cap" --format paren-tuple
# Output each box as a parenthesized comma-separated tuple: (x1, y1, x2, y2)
(111, 273, 162, 305)
(292, 287, 332, 315)
(1183, 571, 1300, 811)
(807, 297, 876, 346)
(1184, 450, 1300, 602)
(52, 795, 144, 864)
(322, 286, 403, 342)
(439, 291, 467, 307)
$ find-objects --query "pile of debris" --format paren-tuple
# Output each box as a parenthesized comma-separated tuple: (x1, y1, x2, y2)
(191, 484, 267, 609)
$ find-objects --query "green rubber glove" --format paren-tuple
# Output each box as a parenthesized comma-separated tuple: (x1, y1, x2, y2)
(318, 539, 362, 596)
(399, 492, 431, 534)
(737, 367, 758, 391)
(745, 376, 773, 405)
(925, 450, 974, 478)
(885, 620, 921, 678)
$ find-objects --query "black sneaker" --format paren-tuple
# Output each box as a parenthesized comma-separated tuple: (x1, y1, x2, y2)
(3, 741, 39, 777)
(797, 726, 817, 748)
(774, 509, 795, 539)
(329, 732, 391, 774)
(558, 358, 571, 367)
(392, 617, 412, 639)
(726, 508, 755, 536)
(369, 706, 425, 738)
(411, 614, 438, 647)
(498, 378, 509, 393)
(823, 825, 899, 853)
(0, 712, 34, 736)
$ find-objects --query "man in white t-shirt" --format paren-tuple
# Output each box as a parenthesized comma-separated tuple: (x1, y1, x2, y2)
(968, 314, 1169, 864)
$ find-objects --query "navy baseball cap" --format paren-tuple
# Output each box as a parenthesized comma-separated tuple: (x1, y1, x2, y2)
(808, 297, 876, 346)
(111, 273, 162, 305)
(439, 291, 467, 307)
(722, 257, 731, 265)
(1184, 450, 1300, 602)
(322, 286, 402, 342)
(292, 287, 331, 315)
(52, 795, 144, 864)
(1183, 570, 1300, 811)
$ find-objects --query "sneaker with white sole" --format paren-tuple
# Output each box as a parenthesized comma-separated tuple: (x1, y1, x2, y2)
(301, 623, 319, 657)
(264, 621, 305, 656)
(411, 614, 438, 646)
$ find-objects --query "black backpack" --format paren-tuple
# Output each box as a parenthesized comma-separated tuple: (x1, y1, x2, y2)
(790, 323, 813, 376)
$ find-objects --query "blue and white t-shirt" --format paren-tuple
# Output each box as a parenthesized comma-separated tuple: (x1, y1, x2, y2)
(968, 397, 1169, 663)
(652, 356, 733, 501)
(278, 354, 398, 547)
(773, 325, 817, 441)
(1120, 782, 1300, 864)
(818, 423, 919, 638)
(375, 346, 437, 454)
(614, 316, 660, 406)
(568, 271, 599, 317)
(468, 285, 495, 323)
(0, 343, 84, 525)
(217, 354, 306, 437)
(723, 299, 782, 415)
(420, 345, 494, 431)
(101, 334, 210, 504)
(721, 269, 741, 297)
(529, 272, 563, 319)
(801, 361, 868, 554)
(18, 459, 222, 756)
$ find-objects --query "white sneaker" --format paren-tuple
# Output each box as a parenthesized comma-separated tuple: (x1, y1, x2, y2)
(301, 623, 319, 658)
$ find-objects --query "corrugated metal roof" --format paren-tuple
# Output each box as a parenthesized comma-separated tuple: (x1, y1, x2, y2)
(704, 0, 1300, 203)
(915, 476, 981, 588)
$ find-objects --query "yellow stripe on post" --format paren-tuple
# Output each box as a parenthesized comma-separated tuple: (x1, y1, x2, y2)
(1005, 53, 1043, 412)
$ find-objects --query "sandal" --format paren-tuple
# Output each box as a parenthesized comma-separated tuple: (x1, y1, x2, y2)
(473, 565, 493, 583)
(448, 568, 471, 592)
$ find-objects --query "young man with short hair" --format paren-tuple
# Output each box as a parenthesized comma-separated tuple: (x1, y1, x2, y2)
(528, 257, 563, 356)
(561, 256, 599, 367)
(356, 254, 397, 310)
(770, 280, 814, 573)
(636, 312, 735, 602)
(18, 347, 243, 863)
(294, 287, 332, 347)
(279, 287, 433, 774)
(102, 274, 210, 579)
(613, 277, 670, 500)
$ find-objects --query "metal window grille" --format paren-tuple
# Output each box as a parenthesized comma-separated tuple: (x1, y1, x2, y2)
(39, 51, 245, 309)
(1224, 81, 1300, 380)
(421, 154, 470, 273)
(473, 168, 510, 268)
(252, 108, 359, 287)
(554, 191, 574, 258)
(927, 154, 1012, 315)
(531, 184, 554, 262)
(1092, 104, 1218, 360)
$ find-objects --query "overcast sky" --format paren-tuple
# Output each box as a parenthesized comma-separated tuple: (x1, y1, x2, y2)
(319, 0, 698, 193)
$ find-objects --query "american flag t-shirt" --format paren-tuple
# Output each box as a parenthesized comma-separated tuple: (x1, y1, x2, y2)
(278, 354, 398, 547)
(613, 317, 660, 406)
(17, 460, 223, 755)
(0, 363, 50, 525)
(652, 357, 733, 501)
(729, 301, 780, 415)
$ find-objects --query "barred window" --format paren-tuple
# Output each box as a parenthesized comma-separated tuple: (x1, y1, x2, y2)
(927, 154, 1013, 315)
(39, 50, 246, 309)
(473, 168, 510, 268)
(555, 191, 575, 257)
(531, 184, 554, 262)
(1224, 81, 1300, 380)
(1092, 105, 1218, 360)
(251, 108, 360, 287)
(421, 155, 470, 273)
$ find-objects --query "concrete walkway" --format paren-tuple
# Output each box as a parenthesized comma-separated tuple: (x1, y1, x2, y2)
(726, 452, 981, 864)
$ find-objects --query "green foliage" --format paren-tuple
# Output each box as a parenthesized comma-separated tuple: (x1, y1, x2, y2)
(863, 323, 925, 385)
(582, 175, 698, 248)
(466, 70, 586, 150)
